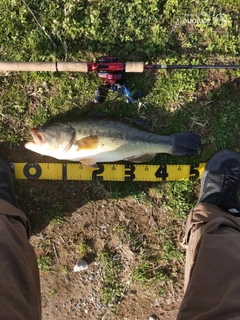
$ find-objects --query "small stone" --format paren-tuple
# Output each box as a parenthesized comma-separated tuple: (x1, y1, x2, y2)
(113, 253, 121, 261)
(149, 315, 159, 320)
(97, 302, 104, 310)
(75, 302, 81, 309)
(74, 259, 89, 272)
(88, 274, 94, 281)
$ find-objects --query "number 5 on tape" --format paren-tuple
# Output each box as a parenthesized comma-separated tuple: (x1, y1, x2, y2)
(189, 164, 205, 181)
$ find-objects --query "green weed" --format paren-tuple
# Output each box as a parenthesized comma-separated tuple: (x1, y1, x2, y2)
(37, 255, 52, 271)
(49, 290, 57, 297)
(60, 266, 69, 277)
(48, 202, 66, 226)
(161, 239, 184, 264)
(77, 240, 92, 256)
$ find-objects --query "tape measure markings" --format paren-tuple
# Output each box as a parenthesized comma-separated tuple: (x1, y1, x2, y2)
(12, 163, 207, 181)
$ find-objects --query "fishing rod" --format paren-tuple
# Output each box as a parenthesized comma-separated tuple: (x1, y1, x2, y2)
(1, 56, 240, 103)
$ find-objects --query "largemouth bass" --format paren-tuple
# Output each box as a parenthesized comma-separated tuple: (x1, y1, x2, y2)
(25, 119, 200, 165)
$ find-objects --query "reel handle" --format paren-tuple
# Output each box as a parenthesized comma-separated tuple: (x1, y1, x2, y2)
(94, 87, 108, 104)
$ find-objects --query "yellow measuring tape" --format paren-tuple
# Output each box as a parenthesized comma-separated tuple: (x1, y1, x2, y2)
(12, 163, 206, 181)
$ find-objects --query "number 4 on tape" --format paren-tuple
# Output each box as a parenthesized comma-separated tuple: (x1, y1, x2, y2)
(155, 165, 169, 180)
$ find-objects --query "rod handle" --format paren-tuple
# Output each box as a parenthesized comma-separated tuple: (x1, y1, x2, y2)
(125, 62, 144, 72)
(0, 62, 89, 72)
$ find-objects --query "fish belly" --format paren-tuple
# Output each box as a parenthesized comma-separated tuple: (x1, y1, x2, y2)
(66, 138, 160, 164)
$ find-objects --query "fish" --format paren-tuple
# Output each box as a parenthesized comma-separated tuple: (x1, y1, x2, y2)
(25, 119, 200, 165)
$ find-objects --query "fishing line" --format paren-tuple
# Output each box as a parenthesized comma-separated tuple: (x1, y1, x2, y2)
(21, 0, 57, 49)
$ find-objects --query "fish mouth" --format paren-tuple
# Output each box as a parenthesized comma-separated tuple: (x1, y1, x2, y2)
(30, 128, 45, 145)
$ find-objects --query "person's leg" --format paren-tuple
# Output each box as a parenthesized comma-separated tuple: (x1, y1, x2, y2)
(0, 158, 41, 320)
(177, 150, 240, 320)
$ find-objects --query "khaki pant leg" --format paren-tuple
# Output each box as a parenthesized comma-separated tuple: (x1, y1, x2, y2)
(0, 199, 41, 320)
(177, 203, 240, 320)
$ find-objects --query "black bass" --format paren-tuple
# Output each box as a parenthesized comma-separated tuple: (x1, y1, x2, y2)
(25, 119, 200, 165)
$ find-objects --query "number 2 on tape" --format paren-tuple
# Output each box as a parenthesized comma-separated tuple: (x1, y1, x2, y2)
(92, 164, 104, 181)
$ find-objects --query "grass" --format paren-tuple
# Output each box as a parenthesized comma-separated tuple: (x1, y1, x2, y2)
(132, 260, 169, 292)
(97, 250, 124, 306)
(48, 203, 66, 226)
(1, 0, 240, 316)
(161, 180, 197, 218)
(113, 210, 185, 295)
(114, 223, 146, 253)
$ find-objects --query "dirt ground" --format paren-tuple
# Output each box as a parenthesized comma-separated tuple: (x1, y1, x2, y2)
(3, 144, 186, 320)
(31, 190, 183, 320)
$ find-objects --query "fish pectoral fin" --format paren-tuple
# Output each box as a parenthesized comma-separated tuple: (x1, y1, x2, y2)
(76, 135, 98, 150)
(80, 158, 98, 167)
(125, 153, 156, 163)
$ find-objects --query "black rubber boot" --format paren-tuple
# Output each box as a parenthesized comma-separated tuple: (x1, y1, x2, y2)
(197, 150, 240, 216)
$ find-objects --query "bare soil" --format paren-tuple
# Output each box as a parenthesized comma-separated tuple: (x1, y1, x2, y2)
(28, 180, 185, 320)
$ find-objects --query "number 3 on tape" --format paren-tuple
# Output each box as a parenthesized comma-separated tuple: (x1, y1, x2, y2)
(125, 164, 136, 181)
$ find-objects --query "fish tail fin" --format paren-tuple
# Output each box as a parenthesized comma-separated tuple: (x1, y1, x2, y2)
(171, 133, 200, 155)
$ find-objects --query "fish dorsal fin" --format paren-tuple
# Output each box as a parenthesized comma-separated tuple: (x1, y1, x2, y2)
(76, 135, 99, 150)
(125, 153, 156, 163)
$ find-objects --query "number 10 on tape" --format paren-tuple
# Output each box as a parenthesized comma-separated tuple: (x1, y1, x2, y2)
(12, 163, 206, 181)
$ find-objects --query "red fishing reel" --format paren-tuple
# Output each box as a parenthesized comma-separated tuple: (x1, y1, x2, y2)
(94, 56, 124, 103)
(93, 56, 145, 104)
(96, 56, 123, 85)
